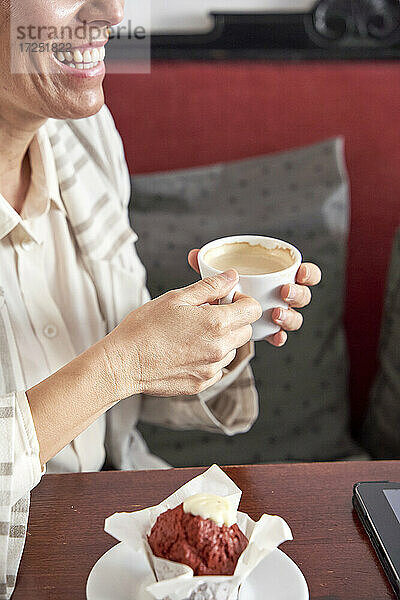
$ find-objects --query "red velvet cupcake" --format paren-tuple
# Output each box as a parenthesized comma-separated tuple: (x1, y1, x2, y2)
(148, 494, 248, 576)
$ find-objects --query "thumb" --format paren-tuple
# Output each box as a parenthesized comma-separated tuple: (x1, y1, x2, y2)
(178, 269, 239, 306)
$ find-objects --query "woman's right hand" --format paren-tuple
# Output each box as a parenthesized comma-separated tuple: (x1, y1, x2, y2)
(102, 270, 262, 399)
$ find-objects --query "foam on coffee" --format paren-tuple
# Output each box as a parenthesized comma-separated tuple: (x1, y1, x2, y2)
(204, 242, 294, 275)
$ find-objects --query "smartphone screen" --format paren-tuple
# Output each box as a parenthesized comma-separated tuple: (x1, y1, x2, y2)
(383, 489, 400, 525)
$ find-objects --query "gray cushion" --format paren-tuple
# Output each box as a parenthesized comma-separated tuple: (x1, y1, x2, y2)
(131, 138, 361, 465)
(362, 227, 400, 458)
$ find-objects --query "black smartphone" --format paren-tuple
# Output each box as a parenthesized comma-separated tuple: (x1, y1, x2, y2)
(353, 481, 400, 599)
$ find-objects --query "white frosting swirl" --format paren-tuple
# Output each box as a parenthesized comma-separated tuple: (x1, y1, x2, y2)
(183, 494, 237, 527)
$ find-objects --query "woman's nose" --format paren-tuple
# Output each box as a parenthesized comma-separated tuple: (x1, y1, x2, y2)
(78, 0, 125, 27)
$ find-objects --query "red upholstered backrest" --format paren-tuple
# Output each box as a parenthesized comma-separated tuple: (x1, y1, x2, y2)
(104, 61, 400, 428)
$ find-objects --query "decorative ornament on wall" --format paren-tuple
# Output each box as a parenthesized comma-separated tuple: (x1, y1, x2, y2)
(308, 0, 400, 47)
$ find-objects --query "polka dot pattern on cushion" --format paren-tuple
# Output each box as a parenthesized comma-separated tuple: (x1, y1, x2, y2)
(132, 138, 361, 465)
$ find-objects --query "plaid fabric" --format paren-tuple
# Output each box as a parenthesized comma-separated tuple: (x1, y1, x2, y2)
(0, 106, 258, 597)
(0, 287, 39, 599)
(0, 392, 28, 600)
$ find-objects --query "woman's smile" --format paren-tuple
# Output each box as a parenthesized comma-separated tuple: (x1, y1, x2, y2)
(52, 44, 106, 78)
(0, 0, 124, 120)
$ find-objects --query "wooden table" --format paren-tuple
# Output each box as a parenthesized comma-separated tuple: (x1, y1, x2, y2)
(13, 461, 400, 599)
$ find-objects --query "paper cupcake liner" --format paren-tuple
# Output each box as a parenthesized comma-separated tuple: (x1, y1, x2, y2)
(105, 465, 293, 600)
(152, 581, 239, 600)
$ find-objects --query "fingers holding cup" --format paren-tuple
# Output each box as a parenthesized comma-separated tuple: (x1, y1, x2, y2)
(296, 262, 322, 286)
(188, 249, 201, 274)
(265, 329, 288, 347)
(281, 283, 312, 308)
(272, 307, 304, 331)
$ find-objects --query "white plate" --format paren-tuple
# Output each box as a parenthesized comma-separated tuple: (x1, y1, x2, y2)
(87, 542, 309, 600)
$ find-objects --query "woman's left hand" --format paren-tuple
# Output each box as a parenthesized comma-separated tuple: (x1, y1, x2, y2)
(188, 250, 322, 347)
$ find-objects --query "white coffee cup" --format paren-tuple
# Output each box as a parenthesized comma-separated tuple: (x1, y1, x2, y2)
(198, 235, 302, 341)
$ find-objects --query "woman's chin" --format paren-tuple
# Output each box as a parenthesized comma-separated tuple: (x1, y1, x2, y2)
(50, 91, 105, 120)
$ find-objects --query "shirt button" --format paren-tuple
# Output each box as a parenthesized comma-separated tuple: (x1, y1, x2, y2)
(21, 239, 34, 251)
(43, 324, 58, 339)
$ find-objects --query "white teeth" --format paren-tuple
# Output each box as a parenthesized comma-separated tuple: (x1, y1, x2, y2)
(83, 49, 92, 63)
(55, 46, 105, 70)
(73, 49, 83, 63)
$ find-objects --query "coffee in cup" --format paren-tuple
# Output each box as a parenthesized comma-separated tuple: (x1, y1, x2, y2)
(198, 235, 302, 341)
(203, 242, 294, 275)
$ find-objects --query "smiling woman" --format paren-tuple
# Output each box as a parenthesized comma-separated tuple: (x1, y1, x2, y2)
(2, 0, 117, 118)
(0, 0, 321, 598)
